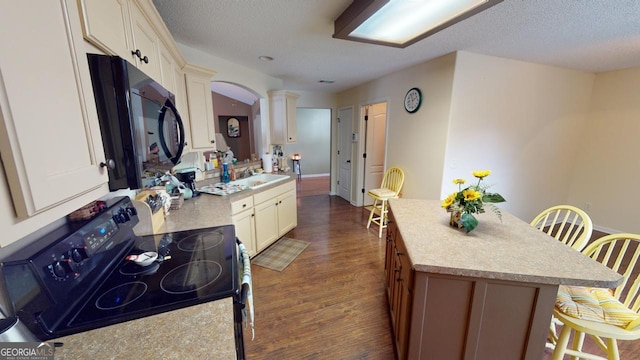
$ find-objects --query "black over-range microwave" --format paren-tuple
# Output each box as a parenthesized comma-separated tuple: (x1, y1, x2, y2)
(87, 54, 185, 191)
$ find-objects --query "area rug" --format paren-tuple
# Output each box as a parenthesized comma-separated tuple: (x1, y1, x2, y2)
(252, 237, 310, 271)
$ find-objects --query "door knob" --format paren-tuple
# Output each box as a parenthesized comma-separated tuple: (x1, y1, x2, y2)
(100, 159, 116, 170)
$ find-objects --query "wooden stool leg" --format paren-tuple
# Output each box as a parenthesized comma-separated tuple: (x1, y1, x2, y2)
(367, 199, 378, 229)
(551, 325, 572, 360)
(378, 200, 386, 238)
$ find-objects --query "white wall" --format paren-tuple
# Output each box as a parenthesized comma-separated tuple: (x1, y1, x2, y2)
(444, 52, 595, 221)
(286, 108, 331, 175)
(567, 67, 640, 233)
(337, 53, 457, 201)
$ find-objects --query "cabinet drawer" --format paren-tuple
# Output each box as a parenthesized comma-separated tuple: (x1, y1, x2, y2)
(253, 180, 295, 205)
(231, 196, 254, 215)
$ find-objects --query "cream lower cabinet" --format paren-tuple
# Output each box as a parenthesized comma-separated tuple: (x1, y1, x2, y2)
(0, 0, 108, 218)
(231, 196, 256, 257)
(253, 181, 297, 253)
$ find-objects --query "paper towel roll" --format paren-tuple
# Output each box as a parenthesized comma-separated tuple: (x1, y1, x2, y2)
(262, 153, 273, 173)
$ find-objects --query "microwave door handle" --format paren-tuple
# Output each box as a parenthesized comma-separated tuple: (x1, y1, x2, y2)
(158, 99, 185, 164)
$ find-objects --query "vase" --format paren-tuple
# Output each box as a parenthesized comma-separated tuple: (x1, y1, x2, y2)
(449, 211, 463, 229)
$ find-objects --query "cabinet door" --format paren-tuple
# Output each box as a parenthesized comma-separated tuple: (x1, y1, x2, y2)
(158, 41, 175, 92)
(385, 220, 397, 297)
(78, 0, 132, 57)
(268, 90, 299, 145)
(184, 64, 216, 149)
(285, 96, 297, 143)
(277, 189, 297, 236)
(270, 95, 287, 144)
(254, 200, 279, 252)
(173, 67, 191, 151)
(129, 1, 160, 80)
(0, 0, 108, 217)
(232, 208, 256, 258)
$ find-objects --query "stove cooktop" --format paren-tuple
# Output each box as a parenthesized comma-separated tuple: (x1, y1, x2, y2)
(1, 197, 240, 340)
(66, 226, 239, 333)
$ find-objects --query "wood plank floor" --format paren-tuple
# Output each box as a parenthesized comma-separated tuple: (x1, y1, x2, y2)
(243, 180, 395, 359)
(244, 177, 640, 360)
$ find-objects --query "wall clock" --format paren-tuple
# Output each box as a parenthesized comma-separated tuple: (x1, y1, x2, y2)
(404, 87, 422, 113)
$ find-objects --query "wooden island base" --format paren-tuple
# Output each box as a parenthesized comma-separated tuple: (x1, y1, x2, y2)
(385, 199, 621, 360)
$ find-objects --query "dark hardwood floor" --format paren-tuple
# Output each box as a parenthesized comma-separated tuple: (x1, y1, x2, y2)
(244, 176, 640, 360)
(243, 176, 395, 359)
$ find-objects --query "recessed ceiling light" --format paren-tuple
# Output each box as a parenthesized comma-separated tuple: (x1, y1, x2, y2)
(258, 56, 274, 61)
(318, 80, 335, 84)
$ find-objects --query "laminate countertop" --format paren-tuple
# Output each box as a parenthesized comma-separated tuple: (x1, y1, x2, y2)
(54, 175, 295, 359)
(388, 198, 621, 288)
(161, 175, 296, 233)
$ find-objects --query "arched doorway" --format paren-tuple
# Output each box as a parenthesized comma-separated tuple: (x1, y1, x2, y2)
(210, 81, 261, 162)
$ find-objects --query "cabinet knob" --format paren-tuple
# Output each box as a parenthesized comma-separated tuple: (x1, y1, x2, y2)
(210, 140, 215, 143)
(132, 49, 142, 58)
(141, 55, 149, 64)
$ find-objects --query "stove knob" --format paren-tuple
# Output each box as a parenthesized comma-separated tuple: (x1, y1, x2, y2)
(112, 213, 126, 224)
(69, 248, 88, 263)
(52, 260, 73, 278)
(126, 206, 137, 216)
(121, 209, 130, 222)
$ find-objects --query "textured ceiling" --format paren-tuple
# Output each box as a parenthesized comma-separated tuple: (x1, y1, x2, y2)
(152, 0, 640, 93)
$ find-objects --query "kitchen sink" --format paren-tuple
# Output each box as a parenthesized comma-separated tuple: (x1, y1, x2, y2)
(231, 173, 290, 189)
(197, 173, 290, 195)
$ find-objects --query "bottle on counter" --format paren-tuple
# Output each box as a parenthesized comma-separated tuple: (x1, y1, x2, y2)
(221, 163, 230, 183)
(230, 165, 236, 181)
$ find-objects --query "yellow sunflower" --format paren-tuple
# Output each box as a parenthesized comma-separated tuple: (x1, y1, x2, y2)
(441, 193, 457, 208)
(452, 178, 466, 185)
(463, 189, 481, 201)
(472, 170, 491, 179)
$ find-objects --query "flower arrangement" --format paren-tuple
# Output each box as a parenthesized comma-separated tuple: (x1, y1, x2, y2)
(441, 170, 506, 233)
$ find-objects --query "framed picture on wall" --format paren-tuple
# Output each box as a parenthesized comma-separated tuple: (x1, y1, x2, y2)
(227, 117, 240, 137)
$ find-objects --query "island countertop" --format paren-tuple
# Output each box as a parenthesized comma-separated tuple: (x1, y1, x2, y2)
(388, 198, 621, 288)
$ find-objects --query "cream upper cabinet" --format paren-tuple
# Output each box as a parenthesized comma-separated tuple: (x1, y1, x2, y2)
(79, 0, 168, 84)
(184, 63, 217, 150)
(77, 0, 132, 57)
(269, 90, 299, 144)
(0, 0, 108, 217)
(159, 41, 175, 93)
(128, 1, 160, 80)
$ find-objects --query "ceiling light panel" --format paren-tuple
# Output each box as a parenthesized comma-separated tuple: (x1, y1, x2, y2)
(334, 0, 503, 48)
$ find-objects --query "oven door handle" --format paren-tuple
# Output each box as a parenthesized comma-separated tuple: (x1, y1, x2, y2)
(237, 283, 249, 308)
(235, 238, 250, 309)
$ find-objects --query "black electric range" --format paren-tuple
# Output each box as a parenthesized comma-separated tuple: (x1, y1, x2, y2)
(1, 197, 246, 358)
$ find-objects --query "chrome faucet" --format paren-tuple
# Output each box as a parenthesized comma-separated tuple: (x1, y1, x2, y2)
(243, 168, 254, 178)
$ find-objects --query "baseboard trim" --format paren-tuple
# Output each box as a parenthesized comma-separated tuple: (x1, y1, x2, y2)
(301, 173, 330, 178)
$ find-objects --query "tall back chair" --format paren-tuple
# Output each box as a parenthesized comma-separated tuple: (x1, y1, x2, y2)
(366, 167, 404, 238)
(551, 233, 640, 360)
(530, 205, 593, 252)
(532, 205, 594, 346)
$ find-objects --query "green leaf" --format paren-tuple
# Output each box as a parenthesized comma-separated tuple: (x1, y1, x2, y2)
(461, 213, 478, 233)
(482, 193, 506, 203)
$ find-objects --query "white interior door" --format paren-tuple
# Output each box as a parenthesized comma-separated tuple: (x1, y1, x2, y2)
(363, 102, 387, 206)
(337, 107, 353, 202)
